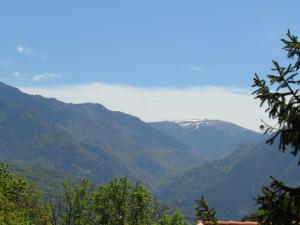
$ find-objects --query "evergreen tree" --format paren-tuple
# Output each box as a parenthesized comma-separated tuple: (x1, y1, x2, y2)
(252, 30, 300, 224)
(194, 30, 300, 225)
(195, 196, 217, 225)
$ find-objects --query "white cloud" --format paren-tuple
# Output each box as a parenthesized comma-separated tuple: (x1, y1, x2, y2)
(12, 71, 28, 80)
(16, 45, 33, 55)
(12, 72, 62, 81)
(18, 82, 271, 131)
(16, 45, 47, 59)
(32, 73, 61, 81)
(187, 65, 205, 73)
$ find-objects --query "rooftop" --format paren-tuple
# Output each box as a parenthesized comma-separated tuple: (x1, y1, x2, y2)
(197, 221, 258, 225)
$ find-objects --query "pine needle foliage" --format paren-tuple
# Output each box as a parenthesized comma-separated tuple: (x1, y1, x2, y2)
(252, 30, 300, 225)
(252, 30, 300, 161)
(195, 196, 218, 225)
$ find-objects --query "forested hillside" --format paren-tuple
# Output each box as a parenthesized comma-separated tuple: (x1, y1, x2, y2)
(150, 120, 264, 160)
(0, 163, 191, 225)
(0, 82, 203, 190)
(159, 140, 300, 220)
(1, 82, 299, 222)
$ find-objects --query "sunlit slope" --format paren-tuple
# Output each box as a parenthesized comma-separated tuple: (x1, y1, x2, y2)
(0, 82, 203, 190)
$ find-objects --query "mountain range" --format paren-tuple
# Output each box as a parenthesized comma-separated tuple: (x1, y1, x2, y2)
(159, 140, 300, 220)
(150, 120, 264, 160)
(0, 81, 299, 221)
(0, 82, 202, 190)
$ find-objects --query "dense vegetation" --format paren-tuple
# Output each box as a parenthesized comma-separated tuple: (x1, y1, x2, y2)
(7, 161, 76, 196)
(194, 31, 300, 224)
(0, 162, 191, 225)
(0, 163, 48, 224)
(160, 140, 300, 220)
(1, 81, 300, 222)
(1, 30, 300, 223)
(252, 30, 300, 224)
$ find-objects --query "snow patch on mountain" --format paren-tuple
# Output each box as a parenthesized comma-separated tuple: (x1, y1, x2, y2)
(175, 119, 211, 129)
(174, 119, 250, 136)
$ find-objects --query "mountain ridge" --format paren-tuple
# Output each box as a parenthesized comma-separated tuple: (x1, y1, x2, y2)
(149, 119, 264, 160)
(159, 140, 300, 220)
(0, 82, 203, 190)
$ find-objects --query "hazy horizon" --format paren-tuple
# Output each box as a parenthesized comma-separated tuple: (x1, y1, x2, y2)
(19, 82, 266, 131)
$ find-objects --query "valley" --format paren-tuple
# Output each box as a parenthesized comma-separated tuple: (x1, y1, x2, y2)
(0, 82, 298, 221)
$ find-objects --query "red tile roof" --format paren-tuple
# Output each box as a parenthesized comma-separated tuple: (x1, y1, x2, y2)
(197, 221, 258, 225)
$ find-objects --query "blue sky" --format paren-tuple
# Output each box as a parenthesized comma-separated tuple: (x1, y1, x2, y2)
(0, 1, 299, 130)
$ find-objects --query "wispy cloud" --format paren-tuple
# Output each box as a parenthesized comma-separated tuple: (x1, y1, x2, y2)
(16, 44, 47, 60)
(187, 65, 206, 73)
(32, 73, 61, 81)
(12, 72, 62, 81)
(12, 72, 25, 79)
(19, 82, 269, 131)
(16, 45, 33, 55)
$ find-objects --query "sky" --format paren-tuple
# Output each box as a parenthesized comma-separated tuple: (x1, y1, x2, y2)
(0, 1, 299, 131)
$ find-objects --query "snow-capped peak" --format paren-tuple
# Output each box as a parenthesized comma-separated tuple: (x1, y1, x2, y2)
(173, 119, 250, 136)
(175, 119, 213, 129)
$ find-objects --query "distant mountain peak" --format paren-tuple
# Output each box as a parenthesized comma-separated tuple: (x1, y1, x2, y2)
(174, 119, 244, 132)
(149, 119, 264, 160)
(175, 119, 212, 129)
